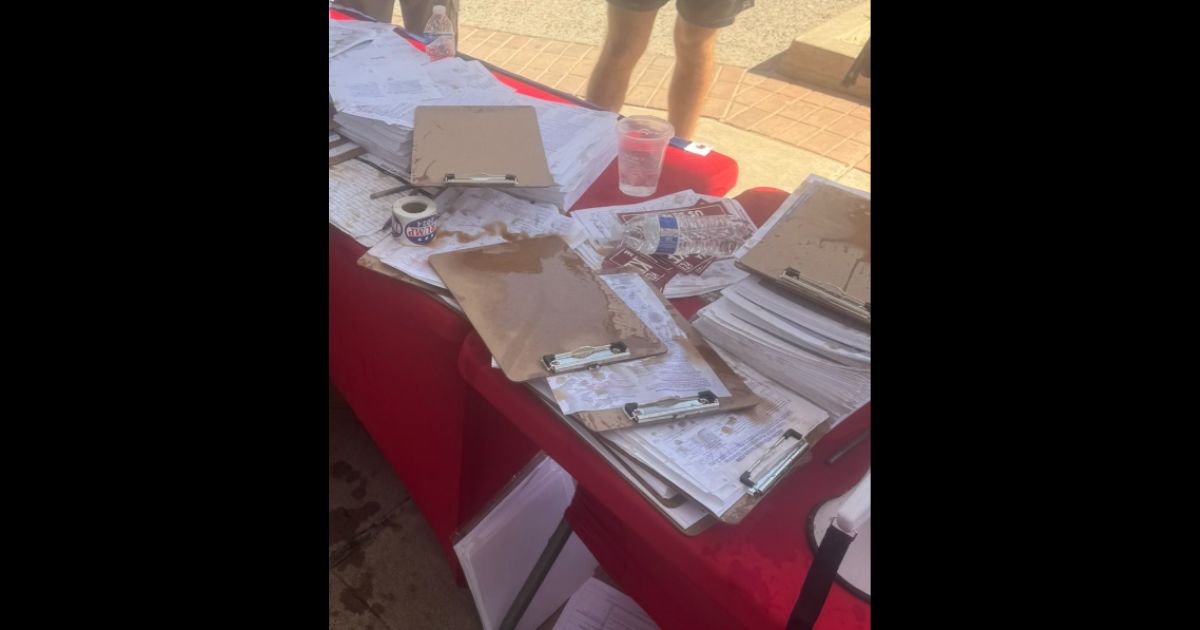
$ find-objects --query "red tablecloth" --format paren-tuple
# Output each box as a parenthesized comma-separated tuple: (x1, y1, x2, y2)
(329, 6, 740, 576)
(457, 190, 872, 630)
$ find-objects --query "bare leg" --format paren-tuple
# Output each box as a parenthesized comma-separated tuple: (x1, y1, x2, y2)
(669, 15, 719, 140)
(586, 5, 658, 112)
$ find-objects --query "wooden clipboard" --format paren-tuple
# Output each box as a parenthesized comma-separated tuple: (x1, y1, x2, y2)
(410, 105, 554, 188)
(601, 416, 835, 525)
(737, 176, 870, 324)
(428, 235, 667, 382)
(571, 274, 762, 433)
(714, 419, 833, 524)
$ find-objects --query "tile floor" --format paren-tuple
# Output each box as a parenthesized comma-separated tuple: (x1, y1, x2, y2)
(329, 383, 585, 630)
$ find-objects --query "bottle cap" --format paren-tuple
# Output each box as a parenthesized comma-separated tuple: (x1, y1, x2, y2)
(432, 5, 447, 14)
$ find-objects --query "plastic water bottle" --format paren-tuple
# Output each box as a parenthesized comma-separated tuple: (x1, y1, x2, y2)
(423, 5, 455, 61)
(618, 214, 756, 257)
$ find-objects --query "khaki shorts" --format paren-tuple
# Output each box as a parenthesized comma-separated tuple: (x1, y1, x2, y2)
(607, 0, 754, 29)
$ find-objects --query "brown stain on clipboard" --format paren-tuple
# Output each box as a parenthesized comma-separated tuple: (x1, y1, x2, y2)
(435, 221, 530, 245)
(756, 183, 871, 300)
(433, 235, 660, 381)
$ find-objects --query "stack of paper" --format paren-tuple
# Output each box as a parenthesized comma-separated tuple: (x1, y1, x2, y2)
(328, 19, 617, 210)
(602, 346, 830, 518)
(552, 578, 659, 630)
(328, 17, 398, 58)
(332, 111, 415, 178)
(364, 187, 585, 289)
(692, 276, 870, 419)
(523, 379, 713, 532)
(454, 456, 599, 630)
(570, 191, 753, 298)
(328, 158, 397, 248)
(512, 100, 619, 210)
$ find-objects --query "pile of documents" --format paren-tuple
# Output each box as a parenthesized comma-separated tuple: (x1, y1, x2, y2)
(692, 277, 871, 419)
(603, 344, 830, 518)
(328, 157, 398, 248)
(693, 175, 871, 419)
(328, 18, 618, 210)
(552, 578, 658, 630)
(454, 456, 598, 630)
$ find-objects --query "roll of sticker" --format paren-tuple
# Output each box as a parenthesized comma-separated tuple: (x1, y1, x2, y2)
(392, 195, 439, 245)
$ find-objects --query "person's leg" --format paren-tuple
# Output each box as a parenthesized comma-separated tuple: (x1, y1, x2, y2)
(399, 0, 460, 45)
(668, 16, 718, 139)
(670, 0, 753, 139)
(339, 0, 395, 24)
(586, 2, 663, 113)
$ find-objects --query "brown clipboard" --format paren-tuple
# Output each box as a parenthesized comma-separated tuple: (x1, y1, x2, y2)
(428, 235, 667, 383)
(410, 105, 554, 188)
(601, 415, 835, 525)
(570, 274, 761, 433)
(736, 176, 870, 325)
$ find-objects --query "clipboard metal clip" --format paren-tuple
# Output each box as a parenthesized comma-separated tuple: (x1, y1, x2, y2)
(739, 428, 810, 497)
(781, 267, 845, 295)
(781, 267, 871, 321)
(542, 342, 629, 374)
(624, 390, 719, 423)
(444, 172, 518, 186)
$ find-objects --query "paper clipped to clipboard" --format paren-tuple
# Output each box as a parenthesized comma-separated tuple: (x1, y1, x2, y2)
(546, 271, 761, 432)
(410, 105, 554, 188)
(600, 346, 832, 523)
(428, 235, 666, 382)
(736, 176, 870, 324)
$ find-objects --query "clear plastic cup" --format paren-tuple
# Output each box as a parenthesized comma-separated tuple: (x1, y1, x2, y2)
(616, 116, 674, 197)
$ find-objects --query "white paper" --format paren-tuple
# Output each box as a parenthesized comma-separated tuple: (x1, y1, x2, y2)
(659, 259, 749, 299)
(547, 273, 729, 415)
(728, 276, 870, 354)
(328, 158, 399, 244)
(328, 18, 395, 57)
(524, 379, 709, 531)
(693, 298, 870, 420)
(367, 188, 583, 288)
(425, 57, 516, 94)
(604, 348, 829, 517)
(330, 34, 444, 116)
(552, 578, 658, 630)
(721, 289, 870, 366)
(454, 457, 599, 630)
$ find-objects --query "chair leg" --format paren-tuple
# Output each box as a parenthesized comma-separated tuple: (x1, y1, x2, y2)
(498, 514, 574, 630)
(787, 526, 856, 630)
